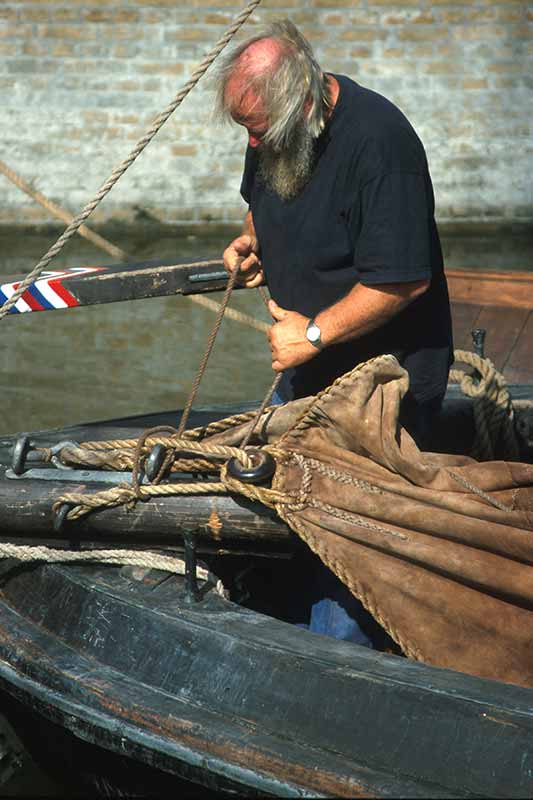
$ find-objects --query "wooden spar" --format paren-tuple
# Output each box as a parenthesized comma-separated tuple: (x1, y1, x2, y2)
(3, 255, 533, 316)
(0, 257, 230, 315)
(0, 468, 291, 556)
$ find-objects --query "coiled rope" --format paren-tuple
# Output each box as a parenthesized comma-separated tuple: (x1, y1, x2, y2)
(450, 349, 520, 461)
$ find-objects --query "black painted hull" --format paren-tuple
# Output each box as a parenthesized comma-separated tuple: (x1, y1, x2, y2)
(0, 391, 533, 797)
(2, 562, 533, 798)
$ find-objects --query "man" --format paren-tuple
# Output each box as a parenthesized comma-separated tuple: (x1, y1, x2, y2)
(216, 20, 453, 644)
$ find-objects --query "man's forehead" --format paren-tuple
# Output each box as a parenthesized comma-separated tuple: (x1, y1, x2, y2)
(226, 81, 266, 124)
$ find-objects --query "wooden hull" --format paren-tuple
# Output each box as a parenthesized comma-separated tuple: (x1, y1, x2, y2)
(446, 268, 533, 311)
(1, 393, 533, 797)
(2, 561, 533, 798)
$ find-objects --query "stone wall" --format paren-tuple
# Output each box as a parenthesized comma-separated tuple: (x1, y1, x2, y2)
(1, 0, 531, 227)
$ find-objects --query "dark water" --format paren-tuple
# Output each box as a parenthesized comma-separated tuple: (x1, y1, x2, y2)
(1, 224, 532, 437)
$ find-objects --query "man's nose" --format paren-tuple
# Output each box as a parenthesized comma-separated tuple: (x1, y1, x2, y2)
(248, 133, 262, 148)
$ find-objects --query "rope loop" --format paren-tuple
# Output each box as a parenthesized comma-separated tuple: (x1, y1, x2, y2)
(450, 349, 520, 461)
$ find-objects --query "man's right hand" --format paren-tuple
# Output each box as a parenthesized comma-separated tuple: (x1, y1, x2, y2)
(223, 234, 264, 288)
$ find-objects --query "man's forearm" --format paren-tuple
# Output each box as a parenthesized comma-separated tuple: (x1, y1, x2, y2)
(267, 278, 430, 372)
(315, 280, 429, 347)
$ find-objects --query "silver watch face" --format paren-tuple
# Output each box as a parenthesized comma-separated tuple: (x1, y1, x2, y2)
(306, 320, 321, 344)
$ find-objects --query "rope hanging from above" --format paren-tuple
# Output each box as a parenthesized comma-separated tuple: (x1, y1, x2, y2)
(0, 0, 264, 321)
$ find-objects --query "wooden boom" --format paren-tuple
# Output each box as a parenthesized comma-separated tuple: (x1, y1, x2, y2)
(3, 256, 533, 316)
(0, 257, 230, 315)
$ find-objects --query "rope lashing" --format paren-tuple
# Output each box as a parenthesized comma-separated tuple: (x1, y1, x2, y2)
(53, 481, 228, 524)
(51, 425, 260, 524)
(52, 435, 255, 473)
(41, 406, 275, 463)
(0, 0, 263, 320)
(450, 348, 520, 461)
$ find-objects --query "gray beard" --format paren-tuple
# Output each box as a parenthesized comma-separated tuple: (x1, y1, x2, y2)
(258, 125, 316, 201)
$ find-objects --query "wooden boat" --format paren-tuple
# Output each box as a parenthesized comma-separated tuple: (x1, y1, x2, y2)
(2, 256, 533, 795)
(1, 380, 533, 798)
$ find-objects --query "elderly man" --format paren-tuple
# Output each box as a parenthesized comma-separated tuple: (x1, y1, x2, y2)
(217, 20, 453, 645)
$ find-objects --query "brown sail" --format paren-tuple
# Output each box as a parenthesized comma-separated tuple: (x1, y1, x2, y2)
(215, 355, 533, 687)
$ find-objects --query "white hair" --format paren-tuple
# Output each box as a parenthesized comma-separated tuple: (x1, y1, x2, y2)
(214, 19, 332, 151)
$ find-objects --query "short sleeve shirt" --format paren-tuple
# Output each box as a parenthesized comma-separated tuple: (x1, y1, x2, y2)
(241, 74, 453, 402)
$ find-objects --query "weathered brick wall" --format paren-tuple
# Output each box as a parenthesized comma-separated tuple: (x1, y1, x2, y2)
(1, 0, 531, 227)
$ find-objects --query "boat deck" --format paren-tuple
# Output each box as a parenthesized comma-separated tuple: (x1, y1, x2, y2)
(447, 268, 533, 384)
(451, 302, 533, 383)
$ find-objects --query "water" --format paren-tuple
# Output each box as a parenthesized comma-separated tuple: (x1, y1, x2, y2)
(0, 227, 275, 437)
(1, 225, 532, 437)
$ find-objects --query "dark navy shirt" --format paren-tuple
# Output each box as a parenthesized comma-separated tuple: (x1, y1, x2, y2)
(241, 74, 453, 402)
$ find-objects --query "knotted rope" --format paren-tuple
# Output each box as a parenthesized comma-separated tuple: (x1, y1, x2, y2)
(0, 0, 263, 320)
(450, 349, 521, 461)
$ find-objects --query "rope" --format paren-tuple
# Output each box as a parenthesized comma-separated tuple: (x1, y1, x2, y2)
(54, 436, 253, 473)
(0, 159, 129, 262)
(52, 408, 269, 456)
(189, 294, 269, 334)
(177, 266, 242, 435)
(240, 372, 282, 448)
(0, 542, 227, 596)
(54, 480, 228, 522)
(0, 0, 263, 321)
(450, 349, 520, 461)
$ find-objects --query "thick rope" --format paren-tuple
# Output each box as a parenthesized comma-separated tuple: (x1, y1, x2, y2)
(0, 542, 185, 574)
(54, 435, 254, 475)
(55, 408, 273, 456)
(0, 0, 263, 321)
(450, 349, 520, 461)
(0, 542, 227, 596)
(54, 480, 228, 522)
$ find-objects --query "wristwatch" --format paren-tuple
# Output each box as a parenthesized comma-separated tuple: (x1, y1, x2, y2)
(305, 318, 323, 350)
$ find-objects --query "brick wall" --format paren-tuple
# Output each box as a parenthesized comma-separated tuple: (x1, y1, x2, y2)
(0, 0, 531, 227)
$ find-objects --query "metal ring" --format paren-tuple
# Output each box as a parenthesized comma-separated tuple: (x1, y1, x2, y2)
(145, 444, 168, 483)
(11, 435, 31, 476)
(50, 440, 81, 470)
(226, 450, 275, 485)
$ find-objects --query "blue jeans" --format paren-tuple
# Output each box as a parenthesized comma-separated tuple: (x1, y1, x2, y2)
(270, 387, 443, 647)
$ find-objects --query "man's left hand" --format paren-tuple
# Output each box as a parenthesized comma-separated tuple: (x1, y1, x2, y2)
(268, 300, 318, 371)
